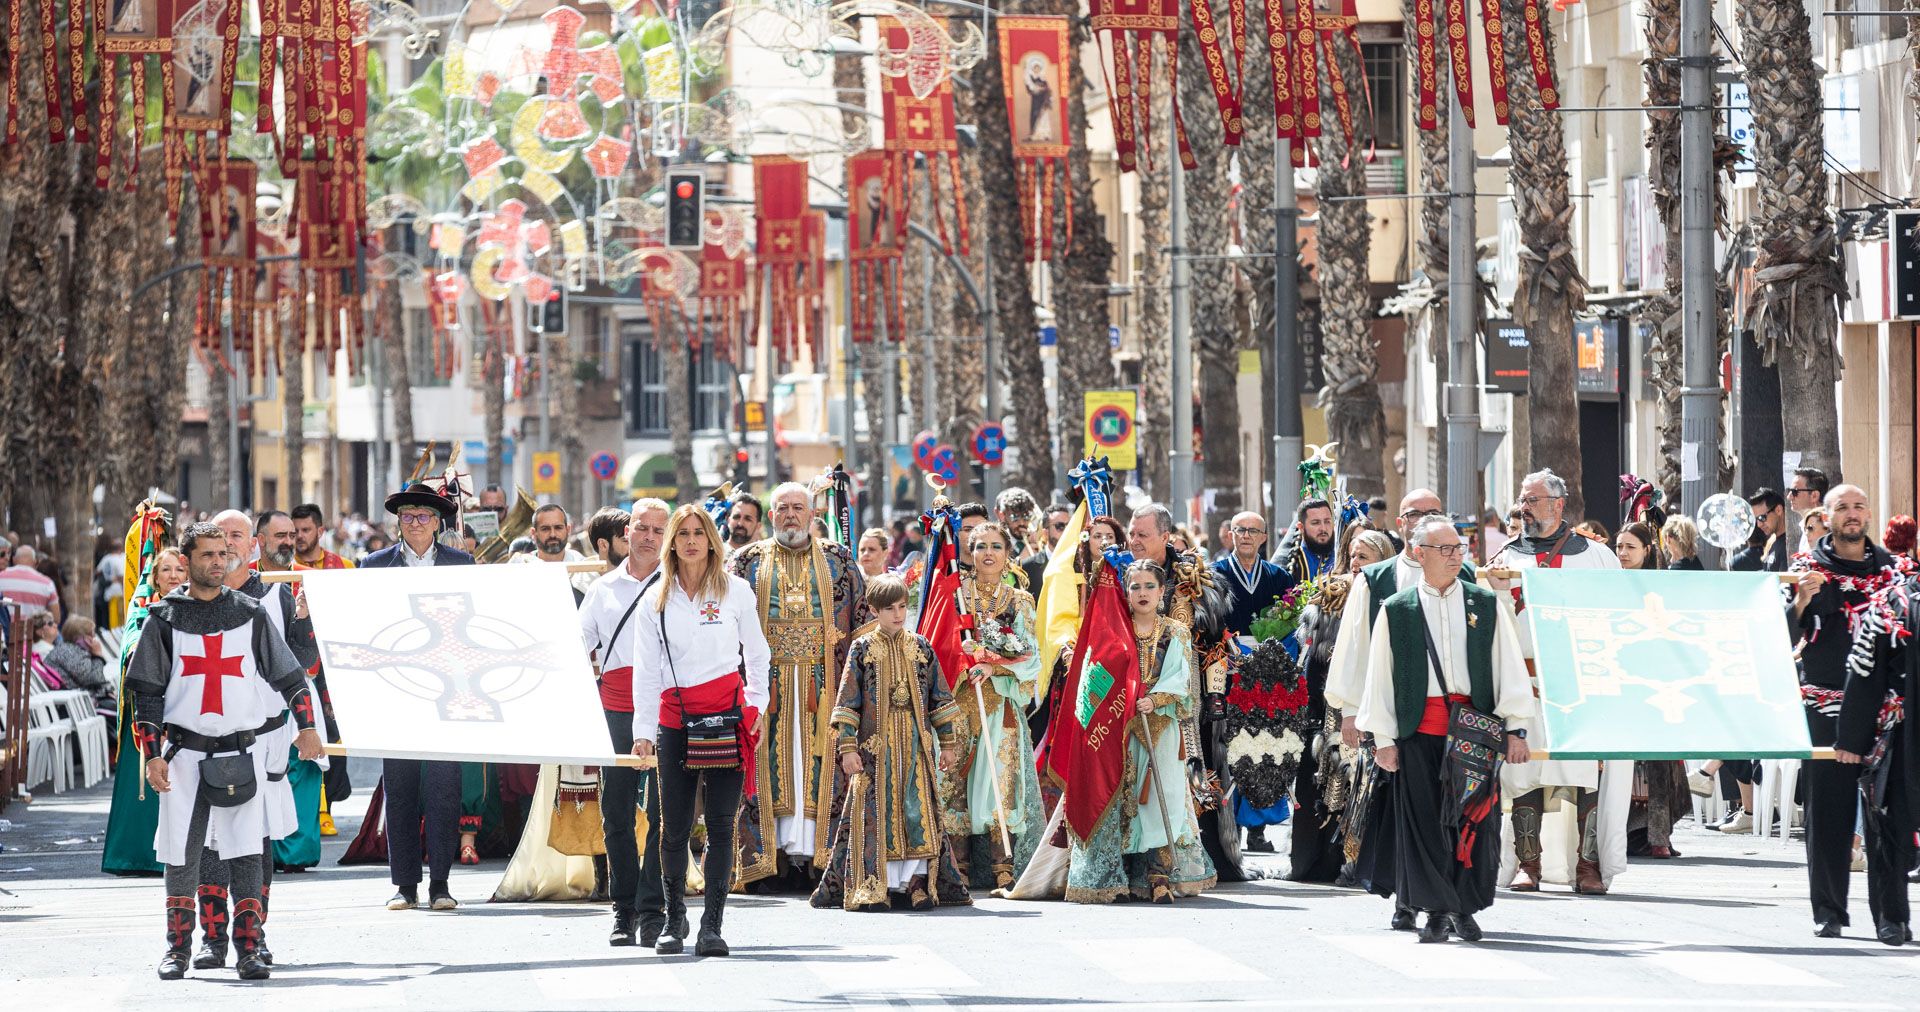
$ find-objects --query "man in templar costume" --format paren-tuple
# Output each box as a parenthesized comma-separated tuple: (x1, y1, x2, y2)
(1483, 468, 1630, 895)
(728, 481, 871, 887)
(126, 523, 322, 980)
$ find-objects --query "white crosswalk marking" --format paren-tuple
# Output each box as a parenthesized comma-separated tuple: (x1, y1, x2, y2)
(1645, 949, 1836, 988)
(531, 961, 687, 1000)
(1064, 936, 1268, 983)
(808, 943, 978, 991)
(1321, 933, 1551, 981)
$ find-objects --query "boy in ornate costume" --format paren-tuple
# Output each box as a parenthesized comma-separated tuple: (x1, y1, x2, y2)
(812, 576, 971, 911)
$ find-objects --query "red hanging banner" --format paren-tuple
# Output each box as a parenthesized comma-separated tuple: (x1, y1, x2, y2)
(881, 16, 968, 256)
(1186, 0, 1242, 147)
(699, 217, 751, 363)
(754, 154, 810, 362)
(847, 149, 905, 344)
(998, 16, 1073, 263)
(91, 0, 173, 186)
(1521, 0, 1559, 110)
(1413, 0, 1440, 129)
(1088, 0, 1180, 174)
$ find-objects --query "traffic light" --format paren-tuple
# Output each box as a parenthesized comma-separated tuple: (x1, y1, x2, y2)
(1893, 210, 1920, 320)
(666, 169, 704, 251)
(528, 289, 566, 334)
(732, 446, 750, 484)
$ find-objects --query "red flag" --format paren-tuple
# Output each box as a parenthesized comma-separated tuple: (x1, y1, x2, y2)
(1051, 559, 1141, 842)
(914, 529, 971, 691)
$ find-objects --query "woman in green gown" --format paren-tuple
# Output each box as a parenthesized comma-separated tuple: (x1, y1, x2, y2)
(101, 521, 183, 876)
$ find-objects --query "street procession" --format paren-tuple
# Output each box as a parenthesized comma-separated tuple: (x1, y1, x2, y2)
(2, 0, 1919, 1004)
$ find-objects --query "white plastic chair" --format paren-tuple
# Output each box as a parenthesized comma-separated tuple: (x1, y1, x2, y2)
(25, 697, 75, 793)
(1752, 759, 1801, 841)
(61, 692, 110, 788)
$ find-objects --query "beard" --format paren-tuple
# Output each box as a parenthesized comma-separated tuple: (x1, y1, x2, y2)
(1835, 524, 1867, 545)
(774, 527, 811, 550)
(1522, 515, 1557, 539)
(728, 524, 753, 546)
(606, 547, 628, 568)
(538, 537, 566, 556)
(265, 546, 294, 568)
(1305, 531, 1335, 554)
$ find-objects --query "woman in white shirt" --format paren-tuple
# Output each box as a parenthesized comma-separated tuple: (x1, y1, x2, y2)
(631, 504, 770, 959)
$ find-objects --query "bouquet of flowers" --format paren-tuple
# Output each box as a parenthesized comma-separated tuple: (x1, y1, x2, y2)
(1249, 582, 1311, 643)
(966, 612, 1029, 663)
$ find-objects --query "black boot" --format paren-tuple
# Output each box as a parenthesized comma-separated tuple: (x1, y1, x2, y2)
(159, 896, 194, 980)
(233, 898, 271, 980)
(193, 884, 230, 969)
(591, 855, 611, 903)
(695, 892, 729, 957)
(1418, 911, 1451, 943)
(656, 876, 689, 955)
(1451, 912, 1484, 942)
(609, 905, 638, 947)
(1389, 903, 1417, 932)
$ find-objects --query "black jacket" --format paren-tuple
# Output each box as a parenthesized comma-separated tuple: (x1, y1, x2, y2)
(1837, 577, 1920, 818)
(359, 543, 477, 568)
(1792, 537, 1901, 694)
(1666, 556, 1705, 571)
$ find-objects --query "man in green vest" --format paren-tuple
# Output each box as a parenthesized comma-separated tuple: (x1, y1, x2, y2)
(1323, 488, 1448, 746)
(1358, 516, 1536, 944)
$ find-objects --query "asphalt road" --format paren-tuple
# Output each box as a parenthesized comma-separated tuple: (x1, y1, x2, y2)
(4, 765, 1918, 1010)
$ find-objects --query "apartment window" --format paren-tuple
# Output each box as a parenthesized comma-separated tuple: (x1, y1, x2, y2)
(1360, 37, 1407, 155)
(407, 308, 451, 387)
(626, 320, 732, 437)
(693, 338, 731, 432)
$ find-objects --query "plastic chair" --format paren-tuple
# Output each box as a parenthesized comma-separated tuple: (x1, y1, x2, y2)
(1752, 759, 1801, 841)
(62, 692, 110, 788)
(25, 697, 75, 793)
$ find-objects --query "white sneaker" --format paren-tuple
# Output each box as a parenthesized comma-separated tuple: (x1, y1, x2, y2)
(1851, 849, 1867, 873)
(1688, 772, 1714, 797)
(1718, 812, 1753, 834)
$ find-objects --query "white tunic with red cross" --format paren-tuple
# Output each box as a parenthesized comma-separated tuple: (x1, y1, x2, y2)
(155, 622, 279, 865)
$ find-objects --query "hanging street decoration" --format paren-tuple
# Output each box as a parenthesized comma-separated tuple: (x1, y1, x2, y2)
(1411, 0, 1555, 129)
(689, 0, 983, 101)
(697, 213, 752, 362)
(754, 154, 812, 362)
(847, 150, 904, 344)
(1088, 0, 1183, 173)
(881, 15, 968, 256)
(997, 16, 1073, 263)
(91, 0, 175, 179)
(195, 157, 259, 360)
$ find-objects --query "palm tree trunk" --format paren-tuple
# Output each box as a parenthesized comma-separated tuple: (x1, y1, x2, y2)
(1736, 0, 1844, 479)
(1177, 20, 1239, 527)
(1502, 0, 1587, 519)
(551, 329, 583, 512)
(482, 301, 509, 486)
(379, 278, 415, 475)
(1136, 54, 1173, 500)
(1404, 0, 1451, 490)
(282, 305, 306, 507)
(971, 15, 1053, 495)
(1314, 35, 1385, 499)
(1642, 0, 1684, 504)
(1048, 3, 1117, 489)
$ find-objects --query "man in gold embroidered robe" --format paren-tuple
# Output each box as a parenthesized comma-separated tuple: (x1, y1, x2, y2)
(728, 483, 871, 887)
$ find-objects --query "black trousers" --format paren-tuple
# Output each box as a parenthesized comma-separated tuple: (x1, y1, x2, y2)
(657, 728, 744, 890)
(1865, 741, 1915, 928)
(383, 757, 461, 889)
(1391, 733, 1499, 916)
(1804, 711, 1856, 925)
(602, 709, 665, 924)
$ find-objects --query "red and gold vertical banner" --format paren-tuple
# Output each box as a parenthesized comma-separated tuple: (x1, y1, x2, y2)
(196, 156, 258, 368)
(93, 0, 173, 186)
(1315, 0, 1366, 150)
(998, 16, 1073, 263)
(754, 154, 810, 362)
(1520, 0, 1558, 110)
(881, 16, 968, 256)
(847, 149, 904, 343)
(1479, 0, 1510, 123)
(800, 210, 828, 357)
(1413, 0, 1440, 129)
(1292, 0, 1321, 143)
(1442, 0, 1475, 127)
(699, 216, 750, 363)
(1186, 0, 1242, 147)
(1089, 0, 1180, 174)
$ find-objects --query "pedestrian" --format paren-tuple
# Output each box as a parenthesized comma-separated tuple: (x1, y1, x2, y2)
(1885, 515, 1917, 563)
(0, 544, 60, 620)
(1730, 489, 1791, 572)
(1802, 507, 1831, 547)
(1841, 563, 1920, 945)
(1789, 485, 1914, 939)
(1358, 515, 1536, 943)
(856, 527, 892, 580)
(1788, 467, 1831, 552)
(124, 522, 322, 980)
(1662, 516, 1704, 571)
(632, 503, 772, 957)
(289, 504, 355, 570)
(1614, 521, 1661, 570)
(45, 615, 117, 720)
(359, 481, 475, 911)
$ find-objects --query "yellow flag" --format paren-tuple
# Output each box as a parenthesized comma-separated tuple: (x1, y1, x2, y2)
(1033, 501, 1088, 700)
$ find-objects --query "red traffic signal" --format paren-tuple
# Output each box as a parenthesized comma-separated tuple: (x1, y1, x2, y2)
(734, 448, 750, 464)
(675, 180, 695, 199)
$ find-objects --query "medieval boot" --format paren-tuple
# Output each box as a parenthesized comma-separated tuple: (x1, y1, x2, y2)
(609, 904, 638, 947)
(989, 836, 1016, 895)
(1147, 847, 1175, 904)
(192, 885, 230, 969)
(907, 875, 935, 911)
(1511, 860, 1543, 892)
(590, 855, 611, 903)
(233, 898, 271, 980)
(255, 884, 273, 965)
(159, 896, 194, 980)
(656, 876, 689, 955)
(695, 891, 730, 957)
(1510, 792, 1544, 892)
(1574, 859, 1608, 895)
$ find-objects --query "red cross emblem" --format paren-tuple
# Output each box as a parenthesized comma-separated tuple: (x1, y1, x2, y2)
(181, 632, 247, 716)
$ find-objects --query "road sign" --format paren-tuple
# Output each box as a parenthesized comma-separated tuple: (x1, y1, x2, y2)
(927, 444, 960, 482)
(532, 452, 561, 495)
(589, 452, 619, 481)
(912, 430, 939, 467)
(1083, 390, 1137, 471)
(970, 423, 1006, 467)
(743, 400, 766, 428)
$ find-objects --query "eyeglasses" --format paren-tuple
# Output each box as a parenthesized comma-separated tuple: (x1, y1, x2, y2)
(1399, 508, 1443, 520)
(397, 513, 440, 527)
(1421, 544, 1465, 557)
(1047, 522, 1068, 533)
(1788, 487, 1817, 497)
(1516, 495, 1562, 508)
(1230, 526, 1266, 536)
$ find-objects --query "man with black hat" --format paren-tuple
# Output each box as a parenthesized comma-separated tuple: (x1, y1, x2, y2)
(360, 480, 475, 911)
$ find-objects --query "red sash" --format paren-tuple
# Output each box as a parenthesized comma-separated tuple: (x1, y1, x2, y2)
(599, 665, 634, 714)
(660, 674, 761, 796)
(1418, 693, 1472, 736)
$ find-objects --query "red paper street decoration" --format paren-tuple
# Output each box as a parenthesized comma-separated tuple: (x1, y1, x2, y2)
(880, 16, 968, 256)
(997, 16, 1074, 263)
(847, 150, 904, 345)
(697, 220, 751, 363)
(1411, 0, 1556, 129)
(755, 155, 812, 362)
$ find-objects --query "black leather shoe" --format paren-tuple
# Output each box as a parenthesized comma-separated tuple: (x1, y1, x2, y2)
(192, 939, 228, 969)
(1815, 919, 1845, 938)
(256, 945, 273, 966)
(695, 898, 729, 957)
(1390, 907, 1417, 932)
(1418, 912, 1450, 943)
(1245, 828, 1275, 853)
(639, 917, 665, 948)
(1878, 921, 1907, 947)
(656, 876, 688, 955)
(1451, 913, 1483, 942)
(609, 910, 638, 947)
(157, 949, 190, 980)
(236, 950, 271, 980)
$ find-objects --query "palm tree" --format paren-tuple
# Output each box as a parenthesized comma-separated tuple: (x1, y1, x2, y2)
(1314, 33, 1385, 499)
(281, 299, 306, 506)
(1501, 0, 1587, 519)
(660, 315, 700, 502)
(1406, 0, 1452, 489)
(479, 300, 510, 486)
(1177, 18, 1241, 527)
(1642, 0, 1685, 503)
(377, 278, 416, 483)
(1135, 52, 1173, 500)
(1735, 0, 1844, 479)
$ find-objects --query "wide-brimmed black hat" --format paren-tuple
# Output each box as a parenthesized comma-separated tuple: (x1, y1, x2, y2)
(384, 481, 458, 523)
